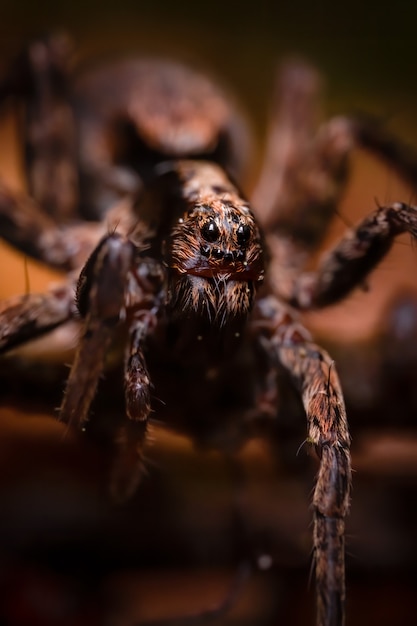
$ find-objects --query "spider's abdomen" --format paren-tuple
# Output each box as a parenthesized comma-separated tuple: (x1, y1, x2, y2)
(74, 58, 252, 218)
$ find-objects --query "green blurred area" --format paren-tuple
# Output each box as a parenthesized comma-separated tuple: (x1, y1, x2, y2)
(2, 0, 417, 140)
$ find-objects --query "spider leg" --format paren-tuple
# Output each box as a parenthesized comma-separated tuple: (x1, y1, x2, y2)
(253, 295, 351, 626)
(253, 61, 417, 305)
(347, 113, 417, 192)
(0, 182, 104, 270)
(59, 232, 164, 501)
(0, 279, 77, 354)
(110, 312, 155, 502)
(284, 202, 417, 309)
(0, 33, 79, 222)
(251, 61, 354, 295)
(59, 233, 137, 430)
(253, 59, 327, 234)
(0, 181, 138, 270)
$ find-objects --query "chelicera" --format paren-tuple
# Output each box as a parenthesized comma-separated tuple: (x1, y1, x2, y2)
(1, 33, 417, 626)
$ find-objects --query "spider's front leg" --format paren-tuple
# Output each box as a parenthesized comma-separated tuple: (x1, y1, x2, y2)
(254, 296, 351, 626)
(59, 232, 163, 500)
(111, 310, 156, 501)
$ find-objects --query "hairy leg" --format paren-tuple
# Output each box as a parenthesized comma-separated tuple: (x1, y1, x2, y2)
(252, 60, 350, 249)
(0, 280, 77, 353)
(253, 295, 351, 626)
(0, 181, 138, 271)
(59, 231, 164, 502)
(0, 181, 104, 270)
(251, 61, 355, 302)
(110, 313, 154, 501)
(284, 202, 417, 309)
(0, 34, 79, 221)
(59, 233, 136, 429)
(253, 61, 417, 305)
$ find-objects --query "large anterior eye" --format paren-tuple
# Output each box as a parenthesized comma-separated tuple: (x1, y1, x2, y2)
(236, 223, 251, 246)
(201, 220, 220, 242)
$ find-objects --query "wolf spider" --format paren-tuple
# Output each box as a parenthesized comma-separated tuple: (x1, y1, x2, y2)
(1, 33, 417, 626)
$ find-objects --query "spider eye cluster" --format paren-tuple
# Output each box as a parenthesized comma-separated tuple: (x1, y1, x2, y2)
(200, 218, 251, 248)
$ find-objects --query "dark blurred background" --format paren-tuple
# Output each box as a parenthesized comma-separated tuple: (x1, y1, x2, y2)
(1, 2, 417, 626)
(2, 0, 417, 130)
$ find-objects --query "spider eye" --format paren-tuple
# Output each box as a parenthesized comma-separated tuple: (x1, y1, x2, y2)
(237, 223, 251, 246)
(201, 220, 220, 242)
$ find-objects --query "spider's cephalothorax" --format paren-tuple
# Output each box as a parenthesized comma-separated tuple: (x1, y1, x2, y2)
(155, 161, 265, 325)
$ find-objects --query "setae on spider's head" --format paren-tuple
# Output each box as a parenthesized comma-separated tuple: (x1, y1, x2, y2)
(164, 162, 265, 325)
